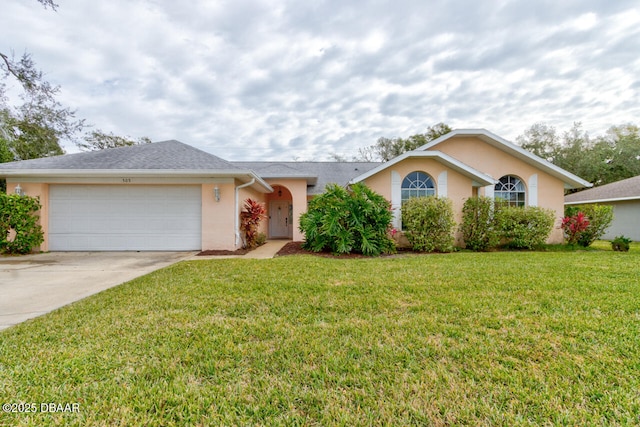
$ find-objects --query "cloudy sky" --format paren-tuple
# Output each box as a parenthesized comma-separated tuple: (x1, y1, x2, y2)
(3, 0, 639, 160)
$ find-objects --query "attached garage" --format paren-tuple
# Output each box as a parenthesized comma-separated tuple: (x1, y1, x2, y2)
(0, 140, 274, 251)
(49, 185, 202, 251)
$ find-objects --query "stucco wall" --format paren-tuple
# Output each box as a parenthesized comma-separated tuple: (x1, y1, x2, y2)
(264, 178, 308, 242)
(433, 136, 567, 243)
(362, 158, 475, 245)
(202, 182, 237, 251)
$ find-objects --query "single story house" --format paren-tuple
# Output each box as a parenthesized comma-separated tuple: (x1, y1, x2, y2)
(0, 129, 591, 251)
(565, 174, 640, 241)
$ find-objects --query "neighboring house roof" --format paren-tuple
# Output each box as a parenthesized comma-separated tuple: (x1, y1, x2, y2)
(419, 129, 593, 190)
(349, 150, 496, 187)
(233, 161, 381, 195)
(565, 175, 640, 204)
(0, 140, 272, 192)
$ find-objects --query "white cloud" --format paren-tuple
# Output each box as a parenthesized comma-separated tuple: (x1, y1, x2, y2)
(2, 0, 640, 160)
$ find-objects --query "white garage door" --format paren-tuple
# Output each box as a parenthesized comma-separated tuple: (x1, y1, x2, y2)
(49, 185, 202, 251)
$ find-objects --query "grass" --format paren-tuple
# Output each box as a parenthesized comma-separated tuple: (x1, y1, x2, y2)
(1, 246, 639, 426)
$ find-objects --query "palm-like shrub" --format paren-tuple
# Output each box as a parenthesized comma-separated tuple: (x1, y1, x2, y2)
(299, 183, 395, 255)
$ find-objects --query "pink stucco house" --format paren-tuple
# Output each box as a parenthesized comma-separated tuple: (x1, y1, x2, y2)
(0, 129, 591, 251)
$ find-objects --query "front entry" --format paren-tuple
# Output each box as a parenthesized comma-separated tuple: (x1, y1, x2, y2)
(269, 200, 292, 238)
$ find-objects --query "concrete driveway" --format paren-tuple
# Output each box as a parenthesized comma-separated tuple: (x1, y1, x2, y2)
(0, 251, 194, 331)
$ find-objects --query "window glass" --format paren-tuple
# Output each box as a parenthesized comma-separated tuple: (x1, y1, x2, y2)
(495, 175, 526, 207)
(401, 171, 435, 204)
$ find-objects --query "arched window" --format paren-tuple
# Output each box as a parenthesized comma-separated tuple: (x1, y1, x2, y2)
(401, 171, 435, 204)
(495, 175, 526, 207)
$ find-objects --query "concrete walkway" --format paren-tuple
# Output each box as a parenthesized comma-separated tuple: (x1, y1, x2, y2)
(189, 240, 291, 260)
(244, 240, 290, 258)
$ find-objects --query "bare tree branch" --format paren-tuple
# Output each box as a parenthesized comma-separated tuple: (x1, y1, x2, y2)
(36, 0, 58, 10)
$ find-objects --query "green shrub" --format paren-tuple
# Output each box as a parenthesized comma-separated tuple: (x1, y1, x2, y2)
(0, 194, 44, 254)
(299, 183, 395, 255)
(460, 196, 499, 251)
(255, 232, 267, 247)
(402, 196, 455, 252)
(494, 205, 555, 249)
(611, 235, 631, 252)
(564, 204, 613, 247)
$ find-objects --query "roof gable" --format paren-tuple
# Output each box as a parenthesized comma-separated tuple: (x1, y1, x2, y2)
(349, 150, 496, 187)
(418, 129, 592, 190)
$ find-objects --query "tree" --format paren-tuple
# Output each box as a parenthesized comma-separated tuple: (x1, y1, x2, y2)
(596, 124, 640, 184)
(516, 122, 640, 188)
(0, 109, 14, 163)
(516, 122, 559, 162)
(2, 15, 85, 161)
(0, 0, 56, 90)
(424, 122, 453, 142)
(361, 122, 452, 161)
(1, 88, 85, 160)
(2, 1, 148, 160)
(78, 130, 151, 151)
(370, 136, 411, 161)
(553, 123, 594, 181)
(0, 139, 11, 163)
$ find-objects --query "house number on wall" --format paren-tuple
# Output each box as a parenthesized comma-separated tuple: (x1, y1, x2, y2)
(122, 178, 132, 183)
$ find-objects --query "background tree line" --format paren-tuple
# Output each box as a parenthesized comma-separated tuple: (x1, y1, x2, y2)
(517, 122, 640, 188)
(0, 0, 148, 166)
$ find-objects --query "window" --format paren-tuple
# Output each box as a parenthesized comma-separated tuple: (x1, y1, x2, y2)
(401, 171, 435, 204)
(495, 175, 526, 207)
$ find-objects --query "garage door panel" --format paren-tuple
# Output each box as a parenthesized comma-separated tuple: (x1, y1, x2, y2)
(49, 185, 202, 251)
(50, 216, 91, 234)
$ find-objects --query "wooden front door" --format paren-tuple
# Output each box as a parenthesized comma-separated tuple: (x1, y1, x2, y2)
(270, 200, 292, 238)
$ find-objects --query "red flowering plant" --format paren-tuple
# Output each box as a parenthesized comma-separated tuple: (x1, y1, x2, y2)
(560, 211, 590, 245)
(240, 198, 267, 249)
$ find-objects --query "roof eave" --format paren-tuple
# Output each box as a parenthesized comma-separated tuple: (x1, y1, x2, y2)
(0, 169, 273, 192)
(255, 175, 319, 186)
(565, 195, 640, 205)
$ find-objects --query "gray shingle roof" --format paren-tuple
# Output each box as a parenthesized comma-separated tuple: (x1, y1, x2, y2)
(233, 161, 381, 195)
(0, 140, 241, 171)
(565, 175, 640, 203)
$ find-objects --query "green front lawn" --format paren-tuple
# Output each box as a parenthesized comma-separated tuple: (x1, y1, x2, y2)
(1, 248, 639, 426)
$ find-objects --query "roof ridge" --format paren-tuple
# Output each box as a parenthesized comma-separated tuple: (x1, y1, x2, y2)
(0, 140, 245, 171)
